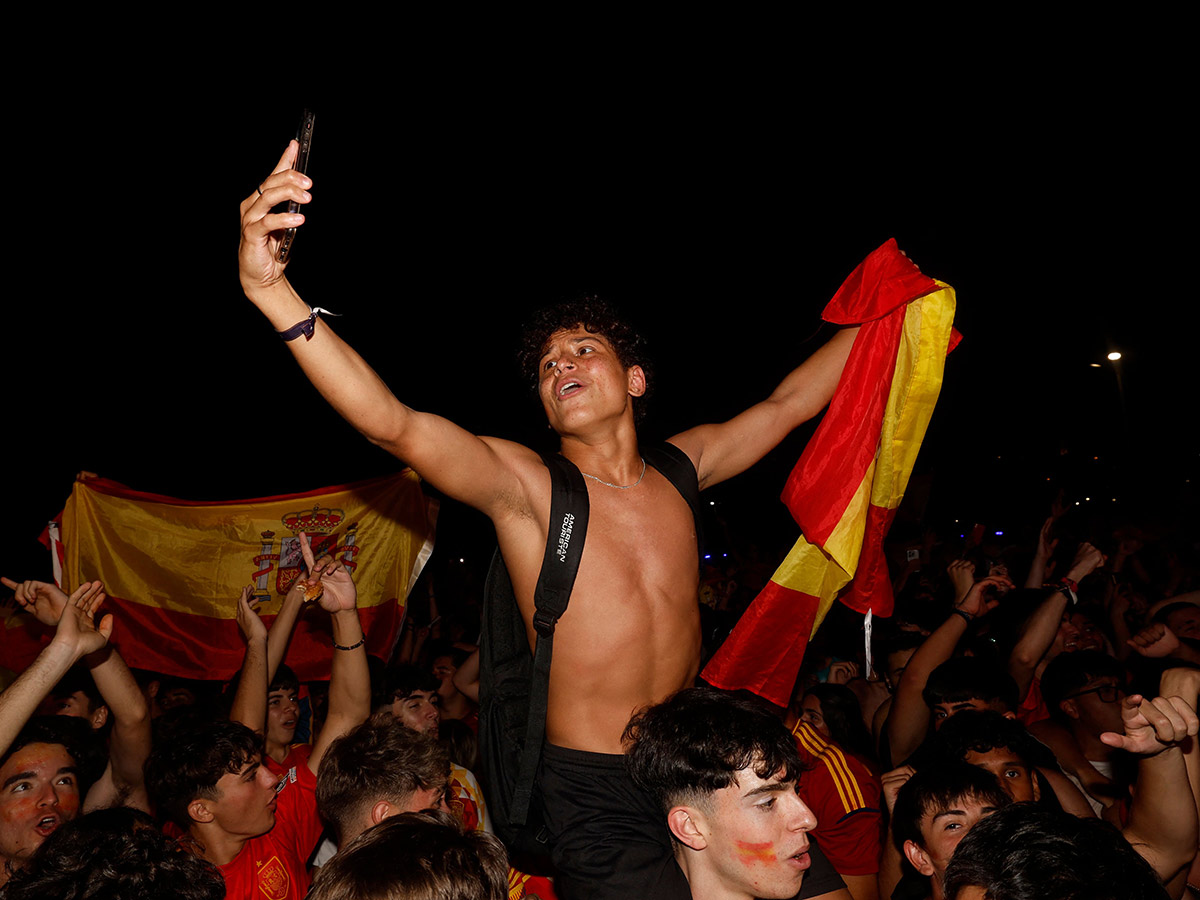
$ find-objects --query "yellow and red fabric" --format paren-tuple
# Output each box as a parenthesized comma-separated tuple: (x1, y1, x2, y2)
(703, 239, 959, 706)
(2, 473, 435, 681)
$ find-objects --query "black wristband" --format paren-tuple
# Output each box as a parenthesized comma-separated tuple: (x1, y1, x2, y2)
(952, 608, 974, 624)
(333, 637, 365, 652)
(277, 306, 341, 342)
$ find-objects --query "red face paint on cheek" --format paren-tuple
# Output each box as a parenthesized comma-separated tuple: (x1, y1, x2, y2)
(735, 840, 777, 863)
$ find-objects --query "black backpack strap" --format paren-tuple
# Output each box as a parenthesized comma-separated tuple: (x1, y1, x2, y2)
(510, 452, 590, 825)
(644, 442, 703, 556)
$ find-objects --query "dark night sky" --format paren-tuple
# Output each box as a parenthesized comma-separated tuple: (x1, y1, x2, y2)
(6, 65, 1194, 590)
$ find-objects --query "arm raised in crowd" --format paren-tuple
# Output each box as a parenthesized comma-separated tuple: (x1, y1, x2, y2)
(885, 571, 1011, 765)
(228, 585, 270, 734)
(0, 582, 110, 755)
(301, 538, 370, 775)
(2, 577, 150, 812)
(239, 144, 538, 520)
(1024, 516, 1059, 590)
(1101, 692, 1199, 892)
(1008, 541, 1105, 700)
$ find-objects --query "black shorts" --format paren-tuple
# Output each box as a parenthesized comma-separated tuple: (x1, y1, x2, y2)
(539, 743, 692, 900)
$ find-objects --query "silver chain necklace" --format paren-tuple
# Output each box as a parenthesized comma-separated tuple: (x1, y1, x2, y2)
(580, 457, 647, 490)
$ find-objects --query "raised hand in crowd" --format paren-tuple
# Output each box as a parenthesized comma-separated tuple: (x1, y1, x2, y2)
(0, 582, 111, 756)
(946, 558, 975, 605)
(1101, 691, 1200, 892)
(955, 573, 1012, 619)
(826, 660, 860, 686)
(0, 575, 150, 813)
(1128, 622, 1183, 659)
(1025, 516, 1060, 589)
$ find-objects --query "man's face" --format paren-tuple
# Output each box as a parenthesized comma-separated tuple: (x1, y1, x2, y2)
(1167, 607, 1200, 641)
(1068, 613, 1107, 653)
(1049, 614, 1082, 658)
(932, 698, 994, 729)
(205, 755, 279, 839)
(0, 743, 80, 867)
(885, 647, 917, 692)
(697, 767, 817, 899)
(537, 328, 643, 434)
(1064, 676, 1125, 736)
(964, 747, 1036, 803)
(266, 688, 300, 747)
(49, 691, 106, 731)
(391, 690, 441, 735)
(798, 696, 830, 740)
(905, 793, 1000, 887)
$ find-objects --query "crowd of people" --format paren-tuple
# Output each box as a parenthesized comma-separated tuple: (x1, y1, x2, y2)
(0, 143, 1196, 900)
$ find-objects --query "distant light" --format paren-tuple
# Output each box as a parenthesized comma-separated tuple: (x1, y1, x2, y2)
(704, 554, 712, 560)
(996, 455, 1002, 460)
(1107, 351, 1122, 361)
(458, 558, 464, 563)
(708, 501, 716, 506)
(1075, 502, 1080, 506)
(960, 534, 965, 538)
(1085, 497, 1090, 501)
(1112, 498, 1117, 502)
(995, 530, 1004, 536)
(1089, 363, 1102, 368)
(1094, 456, 1100, 460)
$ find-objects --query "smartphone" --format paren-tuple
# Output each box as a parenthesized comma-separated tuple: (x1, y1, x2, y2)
(276, 109, 316, 263)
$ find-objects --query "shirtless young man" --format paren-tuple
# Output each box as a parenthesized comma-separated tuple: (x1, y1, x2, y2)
(239, 142, 857, 897)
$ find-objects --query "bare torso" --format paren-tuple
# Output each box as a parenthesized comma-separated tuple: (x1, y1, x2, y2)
(497, 453, 701, 753)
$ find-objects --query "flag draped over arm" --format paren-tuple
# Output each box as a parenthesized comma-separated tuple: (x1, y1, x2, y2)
(702, 239, 959, 707)
(3, 472, 436, 682)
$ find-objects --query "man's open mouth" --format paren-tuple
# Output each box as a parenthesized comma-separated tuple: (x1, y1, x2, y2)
(34, 815, 61, 836)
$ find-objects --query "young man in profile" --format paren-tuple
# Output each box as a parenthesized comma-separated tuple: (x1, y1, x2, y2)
(241, 139, 858, 900)
(146, 543, 368, 900)
(623, 687, 852, 900)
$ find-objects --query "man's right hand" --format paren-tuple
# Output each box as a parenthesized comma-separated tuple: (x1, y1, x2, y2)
(956, 574, 1014, 618)
(235, 585, 268, 644)
(1128, 623, 1181, 659)
(881, 765, 915, 814)
(3, 577, 75, 628)
(50, 582, 112, 659)
(1067, 542, 1106, 582)
(238, 140, 310, 297)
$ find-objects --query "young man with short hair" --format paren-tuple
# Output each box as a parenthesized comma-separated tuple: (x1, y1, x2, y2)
(146, 540, 369, 900)
(240, 146, 859, 899)
(315, 714, 451, 851)
(624, 687, 852, 900)
(0, 583, 112, 885)
(890, 763, 1011, 900)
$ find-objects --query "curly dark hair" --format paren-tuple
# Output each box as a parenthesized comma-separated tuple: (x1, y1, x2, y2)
(516, 296, 652, 420)
(2, 807, 225, 900)
(316, 717, 451, 844)
(925, 709, 1058, 770)
(944, 802, 1166, 900)
(802, 684, 874, 761)
(1, 716, 106, 801)
(309, 810, 508, 900)
(892, 762, 1011, 853)
(145, 719, 262, 830)
(623, 687, 802, 816)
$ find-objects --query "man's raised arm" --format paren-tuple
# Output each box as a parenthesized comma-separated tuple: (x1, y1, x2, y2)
(238, 143, 535, 517)
(667, 326, 857, 490)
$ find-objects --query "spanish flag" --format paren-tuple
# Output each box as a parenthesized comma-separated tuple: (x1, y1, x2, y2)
(702, 240, 959, 707)
(4, 473, 435, 681)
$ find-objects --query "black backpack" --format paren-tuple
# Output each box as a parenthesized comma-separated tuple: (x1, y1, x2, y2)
(478, 443, 701, 868)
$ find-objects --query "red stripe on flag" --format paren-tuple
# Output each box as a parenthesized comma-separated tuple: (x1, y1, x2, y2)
(702, 581, 821, 704)
(81, 598, 400, 682)
(839, 503, 898, 617)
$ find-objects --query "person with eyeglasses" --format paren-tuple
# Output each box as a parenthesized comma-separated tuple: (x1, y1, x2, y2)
(1037, 650, 1130, 816)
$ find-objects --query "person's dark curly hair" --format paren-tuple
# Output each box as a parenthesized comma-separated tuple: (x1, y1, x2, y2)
(892, 762, 1011, 853)
(943, 802, 1166, 900)
(145, 719, 262, 830)
(923, 657, 1020, 713)
(623, 687, 802, 816)
(802, 684, 874, 761)
(924, 709, 1058, 771)
(517, 296, 652, 420)
(1, 716, 106, 801)
(2, 807, 225, 900)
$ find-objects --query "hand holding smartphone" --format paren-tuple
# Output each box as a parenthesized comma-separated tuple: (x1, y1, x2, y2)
(276, 109, 316, 263)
